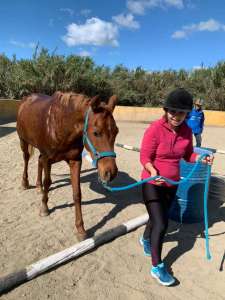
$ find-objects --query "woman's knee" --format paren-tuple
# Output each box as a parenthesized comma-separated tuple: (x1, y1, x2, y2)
(151, 219, 167, 236)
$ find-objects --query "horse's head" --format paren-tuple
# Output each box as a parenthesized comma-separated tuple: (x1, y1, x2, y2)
(83, 95, 119, 184)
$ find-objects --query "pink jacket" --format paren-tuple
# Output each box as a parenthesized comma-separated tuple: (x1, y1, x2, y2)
(140, 117, 197, 186)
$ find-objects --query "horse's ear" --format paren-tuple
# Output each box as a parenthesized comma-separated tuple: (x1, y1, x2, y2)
(106, 95, 117, 113)
(90, 95, 101, 111)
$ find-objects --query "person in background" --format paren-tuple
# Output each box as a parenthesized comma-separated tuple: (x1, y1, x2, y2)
(186, 98, 205, 147)
(139, 88, 213, 286)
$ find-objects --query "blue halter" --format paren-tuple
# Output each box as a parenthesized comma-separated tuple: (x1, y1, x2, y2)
(83, 107, 116, 167)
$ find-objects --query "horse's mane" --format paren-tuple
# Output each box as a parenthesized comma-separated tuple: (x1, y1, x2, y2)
(52, 91, 90, 109)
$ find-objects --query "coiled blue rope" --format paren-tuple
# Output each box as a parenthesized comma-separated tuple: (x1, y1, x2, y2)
(102, 153, 212, 260)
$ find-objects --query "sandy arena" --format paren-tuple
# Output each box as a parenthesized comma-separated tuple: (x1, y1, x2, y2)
(0, 121, 225, 300)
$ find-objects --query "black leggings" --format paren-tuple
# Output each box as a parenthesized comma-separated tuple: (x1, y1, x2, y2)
(142, 183, 177, 266)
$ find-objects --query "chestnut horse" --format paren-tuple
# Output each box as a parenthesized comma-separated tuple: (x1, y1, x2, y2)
(16, 92, 118, 240)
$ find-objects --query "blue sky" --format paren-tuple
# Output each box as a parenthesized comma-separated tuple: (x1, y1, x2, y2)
(1, 0, 225, 71)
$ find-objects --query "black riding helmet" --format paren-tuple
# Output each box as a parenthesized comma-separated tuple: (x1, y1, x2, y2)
(164, 88, 193, 112)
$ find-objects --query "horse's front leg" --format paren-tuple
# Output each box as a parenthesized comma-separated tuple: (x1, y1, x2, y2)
(69, 159, 86, 241)
(36, 154, 52, 193)
(39, 156, 52, 217)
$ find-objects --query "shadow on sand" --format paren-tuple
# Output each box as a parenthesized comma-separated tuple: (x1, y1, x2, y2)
(48, 169, 225, 271)
(164, 176, 225, 271)
(49, 168, 142, 237)
(0, 125, 16, 138)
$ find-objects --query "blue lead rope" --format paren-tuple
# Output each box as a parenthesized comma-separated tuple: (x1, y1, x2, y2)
(102, 153, 212, 260)
(204, 163, 212, 260)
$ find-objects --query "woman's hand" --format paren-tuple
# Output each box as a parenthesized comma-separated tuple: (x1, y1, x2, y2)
(144, 162, 165, 185)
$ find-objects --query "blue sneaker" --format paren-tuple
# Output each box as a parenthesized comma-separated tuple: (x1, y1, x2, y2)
(139, 236, 151, 257)
(151, 262, 175, 286)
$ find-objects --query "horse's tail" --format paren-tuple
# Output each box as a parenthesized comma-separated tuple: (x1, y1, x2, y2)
(28, 144, 35, 157)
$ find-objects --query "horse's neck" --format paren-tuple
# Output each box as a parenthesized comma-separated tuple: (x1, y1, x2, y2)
(49, 97, 89, 143)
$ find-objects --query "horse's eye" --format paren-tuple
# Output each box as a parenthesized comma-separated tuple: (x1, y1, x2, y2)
(93, 131, 101, 137)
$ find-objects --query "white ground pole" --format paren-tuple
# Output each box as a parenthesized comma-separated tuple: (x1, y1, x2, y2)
(84, 143, 225, 159)
(82, 150, 94, 165)
(0, 214, 149, 295)
(217, 149, 225, 154)
(115, 143, 225, 155)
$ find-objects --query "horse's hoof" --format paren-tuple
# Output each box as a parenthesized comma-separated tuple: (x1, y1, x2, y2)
(76, 231, 87, 241)
(22, 182, 29, 190)
(21, 185, 29, 190)
(39, 208, 50, 217)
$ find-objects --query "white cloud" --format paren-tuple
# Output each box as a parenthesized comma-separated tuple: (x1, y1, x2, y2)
(197, 19, 221, 31)
(172, 18, 225, 39)
(80, 9, 91, 17)
(10, 40, 36, 48)
(165, 0, 183, 9)
(192, 65, 203, 70)
(78, 50, 91, 57)
(127, 0, 147, 15)
(127, 0, 184, 15)
(112, 13, 140, 29)
(62, 17, 119, 47)
(171, 30, 187, 39)
(59, 8, 74, 16)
